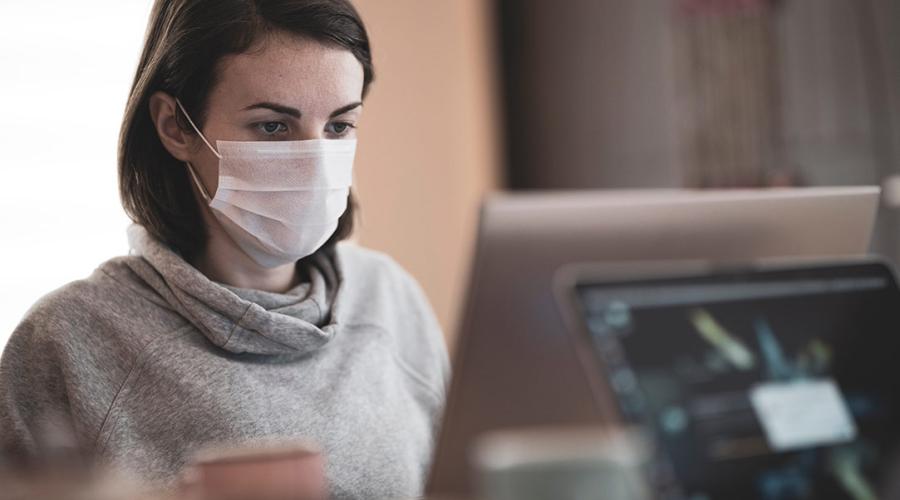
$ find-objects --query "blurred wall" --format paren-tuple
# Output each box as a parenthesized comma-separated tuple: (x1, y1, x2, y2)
(498, 0, 683, 190)
(351, 0, 502, 348)
(498, 0, 900, 190)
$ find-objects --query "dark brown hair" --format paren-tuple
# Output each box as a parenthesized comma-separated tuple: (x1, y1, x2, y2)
(118, 0, 374, 261)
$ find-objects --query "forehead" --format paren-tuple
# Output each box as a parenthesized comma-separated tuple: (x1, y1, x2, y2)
(210, 32, 364, 112)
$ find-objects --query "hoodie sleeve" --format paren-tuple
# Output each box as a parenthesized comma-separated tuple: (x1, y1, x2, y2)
(0, 305, 78, 464)
(0, 275, 136, 467)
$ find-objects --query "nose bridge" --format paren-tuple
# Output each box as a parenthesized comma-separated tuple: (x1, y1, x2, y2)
(296, 117, 326, 141)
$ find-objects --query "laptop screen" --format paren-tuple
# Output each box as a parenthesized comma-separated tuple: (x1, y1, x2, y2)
(573, 262, 900, 500)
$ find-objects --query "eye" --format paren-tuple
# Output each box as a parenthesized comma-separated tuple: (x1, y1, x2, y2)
(256, 121, 288, 136)
(326, 121, 356, 137)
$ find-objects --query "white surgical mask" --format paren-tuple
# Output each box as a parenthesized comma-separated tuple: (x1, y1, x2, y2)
(175, 98, 355, 268)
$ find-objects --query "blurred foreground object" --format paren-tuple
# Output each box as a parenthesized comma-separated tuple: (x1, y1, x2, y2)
(472, 427, 651, 500)
(0, 466, 170, 500)
(180, 440, 327, 500)
(881, 175, 900, 208)
(0, 412, 169, 499)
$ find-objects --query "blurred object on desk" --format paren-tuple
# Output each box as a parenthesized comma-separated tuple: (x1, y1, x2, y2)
(472, 426, 651, 500)
(179, 440, 327, 500)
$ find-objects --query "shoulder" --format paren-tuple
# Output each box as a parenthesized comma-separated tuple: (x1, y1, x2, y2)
(2, 255, 183, 413)
(335, 243, 433, 308)
(0, 257, 163, 456)
(335, 242, 434, 323)
(13, 270, 114, 343)
(334, 243, 451, 400)
(336, 242, 410, 283)
(7, 256, 178, 361)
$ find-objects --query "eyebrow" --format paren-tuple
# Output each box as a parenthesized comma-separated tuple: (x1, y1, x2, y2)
(241, 101, 363, 119)
(329, 102, 362, 118)
(242, 102, 301, 118)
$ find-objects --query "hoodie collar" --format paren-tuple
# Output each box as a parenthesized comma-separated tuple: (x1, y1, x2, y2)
(122, 224, 342, 356)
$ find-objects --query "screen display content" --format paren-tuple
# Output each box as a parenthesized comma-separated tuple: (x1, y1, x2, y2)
(575, 263, 900, 500)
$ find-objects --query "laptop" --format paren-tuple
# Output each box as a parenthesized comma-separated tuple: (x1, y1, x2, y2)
(426, 186, 881, 496)
(552, 258, 900, 499)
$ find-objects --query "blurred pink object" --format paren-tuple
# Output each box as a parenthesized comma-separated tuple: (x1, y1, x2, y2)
(180, 440, 327, 500)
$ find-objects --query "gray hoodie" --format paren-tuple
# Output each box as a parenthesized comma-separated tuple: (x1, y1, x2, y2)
(0, 224, 450, 499)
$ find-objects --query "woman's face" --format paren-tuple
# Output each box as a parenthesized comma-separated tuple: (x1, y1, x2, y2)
(186, 31, 365, 198)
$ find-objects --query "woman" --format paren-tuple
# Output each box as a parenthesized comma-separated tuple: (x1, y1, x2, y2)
(0, 0, 449, 498)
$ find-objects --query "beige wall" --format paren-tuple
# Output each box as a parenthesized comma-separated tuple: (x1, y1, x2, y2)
(350, 1, 502, 348)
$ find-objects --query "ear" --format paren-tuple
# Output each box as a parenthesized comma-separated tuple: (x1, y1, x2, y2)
(149, 91, 193, 162)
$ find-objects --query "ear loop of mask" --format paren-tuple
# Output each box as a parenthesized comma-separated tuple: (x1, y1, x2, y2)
(175, 97, 221, 204)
